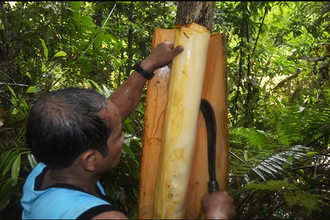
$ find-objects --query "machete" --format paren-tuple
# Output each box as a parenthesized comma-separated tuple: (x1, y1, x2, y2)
(200, 98, 219, 193)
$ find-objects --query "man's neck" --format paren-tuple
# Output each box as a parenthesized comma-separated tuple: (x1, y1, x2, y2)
(42, 165, 101, 197)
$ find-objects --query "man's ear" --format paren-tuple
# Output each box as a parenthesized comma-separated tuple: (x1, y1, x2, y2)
(81, 151, 97, 172)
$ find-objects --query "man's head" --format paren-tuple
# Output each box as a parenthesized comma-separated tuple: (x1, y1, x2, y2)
(26, 87, 112, 169)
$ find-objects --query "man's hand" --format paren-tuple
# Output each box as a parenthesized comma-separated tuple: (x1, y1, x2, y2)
(109, 41, 183, 123)
(140, 42, 184, 73)
(202, 191, 236, 219)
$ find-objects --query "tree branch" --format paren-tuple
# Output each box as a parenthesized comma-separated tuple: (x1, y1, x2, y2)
(252, 5, 268, 56)
(0, 82, 29, 87)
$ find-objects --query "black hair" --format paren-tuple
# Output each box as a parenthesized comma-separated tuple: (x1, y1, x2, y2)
(26, 87, 111, 169)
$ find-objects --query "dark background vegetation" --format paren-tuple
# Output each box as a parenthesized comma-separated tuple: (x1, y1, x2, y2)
(1, 1, 330, 219)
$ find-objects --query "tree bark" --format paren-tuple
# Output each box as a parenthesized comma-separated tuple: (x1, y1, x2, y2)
(138, 2, 222, 219)
(175, 1, 215, 31)
(153, 24, 211, 219)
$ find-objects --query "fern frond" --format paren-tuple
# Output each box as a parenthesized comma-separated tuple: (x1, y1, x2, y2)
(230, 145, 310, 186)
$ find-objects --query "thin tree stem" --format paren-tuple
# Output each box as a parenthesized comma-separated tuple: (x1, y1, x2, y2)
(252, 6, 268, 56)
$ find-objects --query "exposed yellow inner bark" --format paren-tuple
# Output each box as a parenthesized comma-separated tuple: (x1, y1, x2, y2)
(154, 23, 210, 219)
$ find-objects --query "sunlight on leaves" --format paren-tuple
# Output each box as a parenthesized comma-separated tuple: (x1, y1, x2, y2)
(39, 38, 48, 60)
(54, 51, 67, 58)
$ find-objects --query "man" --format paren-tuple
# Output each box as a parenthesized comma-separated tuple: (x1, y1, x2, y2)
(21, 42, 236, 219)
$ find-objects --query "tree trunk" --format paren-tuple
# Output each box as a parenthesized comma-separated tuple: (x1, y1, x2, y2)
(153, 23, 211, 219)
(138, 2, 225, 219)
(153, 2, 221, 219)
(175, 1, 215, 31)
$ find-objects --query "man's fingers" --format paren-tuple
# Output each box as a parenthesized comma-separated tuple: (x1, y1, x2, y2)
(165, 41, 174, 49)
(172, 45, 184, 56)
(166, 45, 183, 69)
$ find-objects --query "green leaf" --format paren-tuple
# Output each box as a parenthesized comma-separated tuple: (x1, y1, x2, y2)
(26, 72, 32, 79)
(41, 62, 46, 72)
(116, 1, 131, 3)
(0, 149, 14, 170)
(87, 79, 102, 93)
(11, 108, 20, 115)
(7, 85, 17, 99)
(123, 118, 135, 134)
(0, 148, 29, 178)
(306, 151, 318, 157)
(120, 58, 127, 65)
(245, 182, 265, 190)
(295, 191, 318, 211)
(256, 165, 276, 177)
(122, 20, 140, 29)
(54, 51, 67, 58)
(1, 150, 19, 178)
(39, 38, 48, 60)
(251, 167, 266, 181)
(101, 85, 112, 98)
(244, 150, 248, 161)
(11, 155, 21, 181)
(133, 189, 138, 199)
(20, 97, 29, 109)
(27, 153, 37, 169)
(71, 1, 82, 10)
(26, 86, 35, 93)
(122, 143, 139, 166)
(284, 193, 298, 206)
(11, 96, 17, 106)
(81, 15, 95, 28)
(244, 180, 298, 192)
(94, 32, 105, 46)
(0, 178, 16, 212)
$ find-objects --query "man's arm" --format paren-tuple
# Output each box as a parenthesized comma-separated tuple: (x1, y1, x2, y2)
(109, 42, 184, 122)
(92, 210, 128, 219)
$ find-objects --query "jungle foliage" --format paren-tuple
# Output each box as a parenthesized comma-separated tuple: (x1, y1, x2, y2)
(0, 1, 329, 219)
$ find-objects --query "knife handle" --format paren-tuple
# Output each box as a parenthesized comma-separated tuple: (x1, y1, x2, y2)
(208, 180, 220, 193)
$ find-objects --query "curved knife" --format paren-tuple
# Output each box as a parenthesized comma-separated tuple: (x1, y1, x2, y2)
(200, 98, 219, 193)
